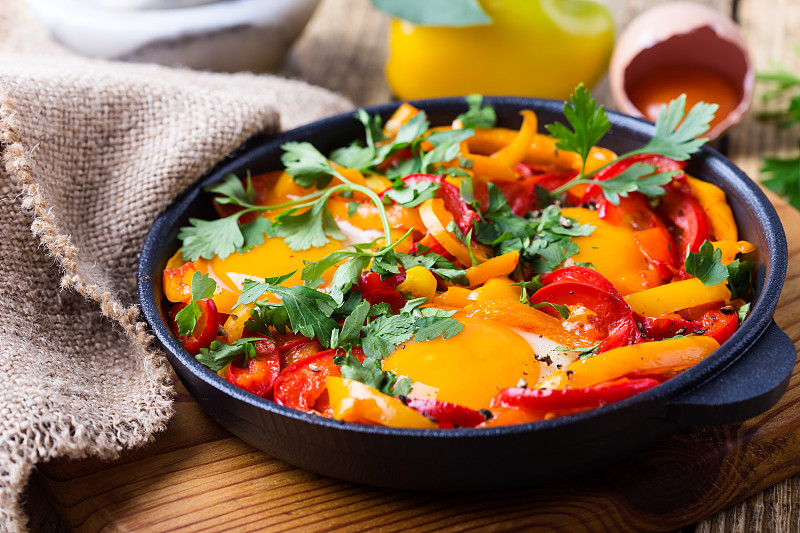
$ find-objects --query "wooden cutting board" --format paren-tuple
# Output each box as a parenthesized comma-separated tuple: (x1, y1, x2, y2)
(34, 192, 800, 532)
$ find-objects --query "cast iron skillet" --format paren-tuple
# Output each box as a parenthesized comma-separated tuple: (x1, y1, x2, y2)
(139, 97, 795, 491)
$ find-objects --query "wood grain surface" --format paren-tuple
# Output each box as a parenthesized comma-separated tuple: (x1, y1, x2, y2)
(32, 0, 800, 530)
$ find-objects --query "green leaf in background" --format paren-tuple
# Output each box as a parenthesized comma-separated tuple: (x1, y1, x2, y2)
(371, 0, 491, 27)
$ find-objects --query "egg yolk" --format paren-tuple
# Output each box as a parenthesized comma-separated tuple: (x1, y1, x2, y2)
(560, 207, 649, 295)
(383, 319, 539, 410)
(195, 235, 341, 293)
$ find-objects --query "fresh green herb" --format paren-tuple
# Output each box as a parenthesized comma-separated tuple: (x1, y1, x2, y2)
(737, 302, 751, 324)
(529, 302, 570, 320)
(174, 271, 216, 336)
(347, 201, 361, 218)
(684, 240, 755, 298)
(556, 343, 600, 360)
(414, 308, 463, 341)
(761, 155, 800, 210)
(547, 86, 716, 204)
(545, 83, 610, 176)
(335, 351, 413, 397)
(196, 338, 258, 372)
(385, 180, 441, 207)
(727, 258, 755, 300)
(370, 0, 491, 27)
(511, 277, 543, 304)
(684, 241, 728, 286)
(457, 94, 497, 128)
(396, 250, 469, 285)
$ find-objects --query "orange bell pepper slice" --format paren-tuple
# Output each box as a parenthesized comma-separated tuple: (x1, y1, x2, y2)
(465, 250, 520, 287)
(326, 377, 438, 429)
(418, 198, 490, 266)
(536, 336, 720, 390)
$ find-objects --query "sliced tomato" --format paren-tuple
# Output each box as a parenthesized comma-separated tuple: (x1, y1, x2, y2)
(678, 301, 739, 344)
(540, 266, 623, 300)
(632, 226, 679, 281)
(273, 348, 366, 413)
(385, 174, 480, 233)
(657, 181, 710, 261)
(530, 281, 639, 352)
(591, 154, 686, 182)
(226, 340, 280, 399)
(492, 377, 661, 411)
(170, 299, 219, 355)
(359, 271, 407, 312)
(404, 398, 486, 429)
(637, 313, 703, 341)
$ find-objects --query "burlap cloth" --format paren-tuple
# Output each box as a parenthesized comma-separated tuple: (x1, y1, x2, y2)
(0, 2, 354, 530)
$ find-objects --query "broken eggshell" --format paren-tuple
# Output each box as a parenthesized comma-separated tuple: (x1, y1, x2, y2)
(609, 2, 754, 140)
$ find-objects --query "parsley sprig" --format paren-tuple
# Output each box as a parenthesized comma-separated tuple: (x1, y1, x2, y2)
(684, 240, 755, 299)
(174, 271, 216, 336)
(546, 85, 717, 205)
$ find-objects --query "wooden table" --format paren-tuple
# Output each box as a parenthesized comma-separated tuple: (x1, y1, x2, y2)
(33, 0, 800, 530)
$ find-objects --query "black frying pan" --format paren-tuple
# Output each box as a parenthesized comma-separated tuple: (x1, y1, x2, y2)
(138, 97, 795, 491)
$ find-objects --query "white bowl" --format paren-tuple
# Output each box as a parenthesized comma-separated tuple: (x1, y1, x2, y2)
(23, 0, 321, 72)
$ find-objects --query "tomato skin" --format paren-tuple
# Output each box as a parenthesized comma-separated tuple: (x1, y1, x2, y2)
(170, 299, 219, 355)
(226, 340, 280, 399)
(404, 398, 486, 429)
(530, 280, 640, 352)
(273, 348, 366, 413)
(386, 174, 480, 234)
(637, 314, 703, 341)
(678, 302, 739, 345)
(359, 271, 407, 312)
(633, 226, 679, 281)
(495, 170, 580, 215)
(657, 181, 711, 261)
(592, 154, 686, 182)
(493, 377, 661, 411)
(541, 266, 622, 299)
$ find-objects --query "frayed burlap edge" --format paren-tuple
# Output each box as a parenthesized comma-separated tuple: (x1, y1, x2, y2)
(0, 83, 174, 532)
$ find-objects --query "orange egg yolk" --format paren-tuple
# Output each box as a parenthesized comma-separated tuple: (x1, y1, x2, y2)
(382, 319, 539, 410)
(194, 235, 341, 294)
(560, 207, 649, 295)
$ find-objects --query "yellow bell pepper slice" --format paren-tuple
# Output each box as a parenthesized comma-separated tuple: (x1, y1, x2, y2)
(465, 250, 520, 287)
(489, 110, 537, 167)
(418, 198, 490, 266)
(326, 377, 437, 429)
(536, 336, 720, 390)
(429, 286, 472, 308)
(686, 176, 738, 242)
(624, 277, 731, 317)
(397, 266, 437, 299)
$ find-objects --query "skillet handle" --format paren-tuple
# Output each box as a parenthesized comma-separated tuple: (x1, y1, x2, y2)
(665, 320, 796, 426)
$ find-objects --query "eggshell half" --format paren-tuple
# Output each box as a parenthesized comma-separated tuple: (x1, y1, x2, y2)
(610, 1, 753, 139)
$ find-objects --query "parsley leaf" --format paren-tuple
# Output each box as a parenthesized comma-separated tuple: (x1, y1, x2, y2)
(179, 216, 244, 261)
(281, 141, 337, 189)
(196, 338, 258, 372)
(761, 154, 800, 210)
(274, 197, 343, 251)
(597, 163, 680, 205)
(414, 308, 464, 341)
(384, 180, 441, 207)
(545, 83, 610, 174)
(396, 251, 469, 285)
(174, 271, 216, 336)
(631, 95, 718, 161)
(206, 173, 257, 206)
(337, 352, 413, 397)
(727, 258, 755, 300)
(684, 241, 728, 286)
(529, 302, 570, 320)
(361, 313, 417, 359)
(456, 94, 497, 128)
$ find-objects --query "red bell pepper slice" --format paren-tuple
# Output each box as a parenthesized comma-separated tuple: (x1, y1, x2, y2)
(530, 281, 640, 352)
(540, 266, 623, 300)
(408, 232, 452, 259)
(492, 377, 661, 411)
(678, 301, 739, 344)
(404, 398, 486, 429)
(656, 181, 710, 261)
(170, 299, 219, 355)
(632, 226, 679, 281)
(273, 348, 366, 413)
(637, 314, 703, 341)
(359, 271, 407, 312)
(385, 174, 480, 234)
(591, 154, 686, 182)
(226, 340, 281, 399)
